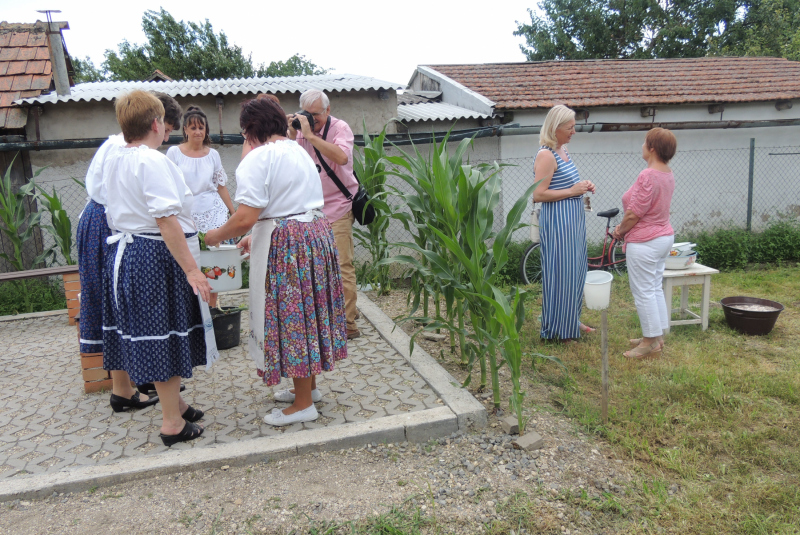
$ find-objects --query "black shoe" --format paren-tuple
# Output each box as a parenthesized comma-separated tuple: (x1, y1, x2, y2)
(137, 383, 186, 396)
(181, 405, 204, 423)
(160, 421, 204, 447)
(109, 391, 159, 413)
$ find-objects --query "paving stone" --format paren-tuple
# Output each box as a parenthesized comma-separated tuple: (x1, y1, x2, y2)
(0, 295, 482, 482)
(513, 431, 545, 451)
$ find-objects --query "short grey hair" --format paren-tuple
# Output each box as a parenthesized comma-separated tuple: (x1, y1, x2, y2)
(539, 105, 576, 149)
(299, 89, 330, 111)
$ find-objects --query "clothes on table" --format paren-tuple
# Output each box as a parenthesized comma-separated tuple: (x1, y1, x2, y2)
(537, 146, 588, 340)
(166, 146, 230, 233)
(235, 140, 347, 386)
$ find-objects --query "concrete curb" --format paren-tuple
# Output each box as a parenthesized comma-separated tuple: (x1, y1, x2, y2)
(0, 292, 480, 502)
(356, 291, 488, 432)
(0, 407, 458, 502)
(0, 309, 67, 323)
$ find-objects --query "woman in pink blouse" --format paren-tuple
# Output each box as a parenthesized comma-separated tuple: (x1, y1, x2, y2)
(612, 128, 677, 359)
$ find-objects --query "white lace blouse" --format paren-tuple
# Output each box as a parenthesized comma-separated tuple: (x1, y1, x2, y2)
(235, 139, 324, 218)
(85, 134, 126, 206)
(104, 145, 196, 234)
(166, 146, 227, 214)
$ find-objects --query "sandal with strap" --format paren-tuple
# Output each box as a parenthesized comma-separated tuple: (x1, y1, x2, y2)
(629, 338, 665, 350)
(160, 421, 204, 447)
(579, 323, 596, 334)
(623, 341, 662, 360)
(181, 405, 204, 423)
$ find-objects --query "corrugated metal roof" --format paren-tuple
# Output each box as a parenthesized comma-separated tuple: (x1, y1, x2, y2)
(16, 73, 405, 105)
(397, 101, 489, 122)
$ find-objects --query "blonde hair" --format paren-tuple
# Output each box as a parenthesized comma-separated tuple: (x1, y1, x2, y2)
(539, 105, 576, 149)
(115, 90, 164, 143)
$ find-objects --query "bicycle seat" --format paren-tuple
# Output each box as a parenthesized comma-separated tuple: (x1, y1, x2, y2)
(597, 208, 620, 219)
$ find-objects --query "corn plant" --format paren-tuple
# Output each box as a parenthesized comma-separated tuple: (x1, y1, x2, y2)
(0, 154, 49, 312)
(34, 184, 75, 265)
(352, 124, 394, 295)
(381, 133, 548, 430)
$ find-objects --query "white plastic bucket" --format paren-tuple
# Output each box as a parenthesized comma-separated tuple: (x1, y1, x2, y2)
(199, 245, 243, 293)
(584, 271, 613, 310)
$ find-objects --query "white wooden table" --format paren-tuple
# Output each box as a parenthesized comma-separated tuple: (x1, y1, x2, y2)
(662, 263, 720, 333)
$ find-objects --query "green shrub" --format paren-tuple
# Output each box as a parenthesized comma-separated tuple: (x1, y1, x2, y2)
(0, 278, 66, 315)
(689, 227, 752, 270)
(496, 240, 530, 287)
(750, 221, 800, 264)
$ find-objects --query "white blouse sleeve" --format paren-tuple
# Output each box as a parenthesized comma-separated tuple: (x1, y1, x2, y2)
(139, 151, 188, 218)
(210, 149, 228, 187)
(234, 149, 270, 208)
(85, 134, 124, 202)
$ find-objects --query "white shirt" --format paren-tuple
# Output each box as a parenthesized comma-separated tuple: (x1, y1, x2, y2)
(85, 134, 126, 205)
(104, 145, 196, 234)
(165, 146, 228, 214)
(235, 139, 324, 218)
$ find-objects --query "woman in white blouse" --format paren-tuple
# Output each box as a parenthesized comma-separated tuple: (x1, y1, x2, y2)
(167, 106, 234, 308)
(102, 91, 217, 447)
(205, 98, 347, 426)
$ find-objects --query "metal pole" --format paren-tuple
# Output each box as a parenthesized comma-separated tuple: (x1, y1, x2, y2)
(601, 309, 608, 424)
(747, 138, 755, 231)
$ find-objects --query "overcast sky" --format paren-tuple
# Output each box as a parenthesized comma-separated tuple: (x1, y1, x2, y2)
(1, 0, 536, 85)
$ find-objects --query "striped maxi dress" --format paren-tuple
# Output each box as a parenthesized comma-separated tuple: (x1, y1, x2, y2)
(537, 146, 588, 340)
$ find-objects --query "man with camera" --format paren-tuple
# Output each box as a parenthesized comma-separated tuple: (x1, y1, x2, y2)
(288, 89, 360, 339)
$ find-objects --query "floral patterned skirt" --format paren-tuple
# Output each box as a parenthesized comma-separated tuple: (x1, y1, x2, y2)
(258, 215, 347, 386)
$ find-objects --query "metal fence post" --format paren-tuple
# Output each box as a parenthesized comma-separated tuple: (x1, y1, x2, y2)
(747, 138, 755, 231)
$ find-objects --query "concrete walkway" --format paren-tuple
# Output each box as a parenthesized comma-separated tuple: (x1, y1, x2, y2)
(0, 292, 485, 500)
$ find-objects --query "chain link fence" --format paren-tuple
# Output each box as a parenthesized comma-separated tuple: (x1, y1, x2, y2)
(2, 143, 798, 273)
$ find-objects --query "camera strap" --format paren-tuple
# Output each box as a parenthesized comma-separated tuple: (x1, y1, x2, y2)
(312, 116, 358, 202)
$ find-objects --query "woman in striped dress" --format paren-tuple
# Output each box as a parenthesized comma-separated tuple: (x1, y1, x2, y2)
(533, 105, 596, 342)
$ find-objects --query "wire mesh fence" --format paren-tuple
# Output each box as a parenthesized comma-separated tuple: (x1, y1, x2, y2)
(1, 143, 798, 273)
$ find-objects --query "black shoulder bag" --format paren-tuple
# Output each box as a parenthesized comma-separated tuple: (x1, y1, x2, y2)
(313, 117, 376, 226)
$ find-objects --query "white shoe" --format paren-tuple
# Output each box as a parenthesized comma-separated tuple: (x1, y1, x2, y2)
(263, 405, 319, 426)
(273, 388, 322, 403)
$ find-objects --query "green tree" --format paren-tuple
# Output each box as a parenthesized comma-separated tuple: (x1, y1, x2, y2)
(710, 0, 800, 60)
(258, 54, 327, 77)
(71, 56, 103, 83)
(100, 9, 328, 81)
(514, 0, 743, 60)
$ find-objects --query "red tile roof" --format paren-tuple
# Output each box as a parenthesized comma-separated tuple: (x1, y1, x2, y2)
(0, 21, 69, 130)
(424, 57, 800, 110)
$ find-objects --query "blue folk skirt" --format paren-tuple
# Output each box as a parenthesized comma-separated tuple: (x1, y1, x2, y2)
(102, 233, 207, 384)
(76, 199, 111, 354)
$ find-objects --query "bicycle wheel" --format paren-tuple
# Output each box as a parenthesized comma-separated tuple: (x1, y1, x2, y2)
(520, 242, 542, 284)
(608, 239, 627, 275)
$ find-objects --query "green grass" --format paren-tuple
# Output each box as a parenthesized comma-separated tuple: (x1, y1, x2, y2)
(518, 265, 800, 533)
(0, 277, 66, 315)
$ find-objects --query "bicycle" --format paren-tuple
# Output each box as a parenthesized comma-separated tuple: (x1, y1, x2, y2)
(519, 207, 627, 285)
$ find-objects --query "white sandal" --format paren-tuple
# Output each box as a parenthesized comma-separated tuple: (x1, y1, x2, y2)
(273, 388, 322, 403)
(263, 405, 319, 426)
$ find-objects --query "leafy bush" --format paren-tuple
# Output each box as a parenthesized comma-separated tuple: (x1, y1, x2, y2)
(689, 227, 752, 270)
(0, 278, 65, 316)
(496, 240, 530, 287)
(749, 221, 800, 264)
(687, 220, 800, 270)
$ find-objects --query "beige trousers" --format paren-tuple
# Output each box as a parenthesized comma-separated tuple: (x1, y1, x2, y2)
(330, 210, 358, 331)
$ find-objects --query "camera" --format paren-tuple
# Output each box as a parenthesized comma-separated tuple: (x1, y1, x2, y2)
(291, 110, 314, 131)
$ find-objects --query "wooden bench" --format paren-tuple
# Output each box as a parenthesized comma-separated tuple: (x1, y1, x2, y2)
(1, 264, 111, 393)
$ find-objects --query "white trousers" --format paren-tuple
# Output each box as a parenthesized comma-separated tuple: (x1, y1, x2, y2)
(626, 235, 674, 338)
